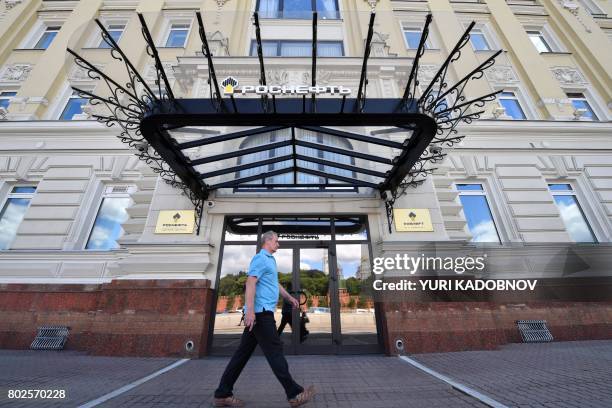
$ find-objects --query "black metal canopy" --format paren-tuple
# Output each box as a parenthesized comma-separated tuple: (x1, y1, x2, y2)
(67, 11, 501, 233)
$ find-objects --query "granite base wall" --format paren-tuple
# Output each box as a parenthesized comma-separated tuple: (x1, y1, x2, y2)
(0, 279, 214, 357)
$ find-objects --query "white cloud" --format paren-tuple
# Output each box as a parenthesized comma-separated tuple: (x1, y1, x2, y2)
(0, 199, 30, 249)
(557, 200, 595, 242)
(470, 220, 500, 242)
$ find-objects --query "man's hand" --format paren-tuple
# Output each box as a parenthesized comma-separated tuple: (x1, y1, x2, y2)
(245, 310, 256, 331)
(288, 296, 299, 309)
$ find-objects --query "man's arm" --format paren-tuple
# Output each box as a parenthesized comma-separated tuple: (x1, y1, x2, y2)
(244, 276, 257, 331)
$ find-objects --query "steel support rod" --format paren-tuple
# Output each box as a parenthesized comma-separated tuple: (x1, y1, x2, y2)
(94, 19, 159, 102)
(137, 13, 175, 100)
(196, 11, 222, 107)
(311, 12, 317, 110)
(401, 14, 432, 107)
(355, 12, 376, 111)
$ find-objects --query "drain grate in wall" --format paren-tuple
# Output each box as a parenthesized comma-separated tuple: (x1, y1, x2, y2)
(516, 320, 553, 343)
(30, 326, 70, 350)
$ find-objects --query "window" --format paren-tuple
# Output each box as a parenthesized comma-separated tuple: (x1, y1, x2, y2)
(456, 184, 501, 243)
(548, 184, 597, 243)
(402, 25, 430, 50)
(566, 92, 598, 121)
(234, 128, 355, 191)
(250, 40, 344, 57)
(99, 23, 125, 48)
(498, 91, 526, 120)
(257, 0, 340, 19)
(0, 186, 36, 250)
(34, 26, 60, 49)
(86, 186, 133, 250)
(59, 91, 87, 120)
(0, 91, 17, 110)
(165, 22, 190, 47)
(470, 29, 490, 51)
(527, 30, 552, 53)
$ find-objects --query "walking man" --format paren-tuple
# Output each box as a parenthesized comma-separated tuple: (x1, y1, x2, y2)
(213, 231, 316, 407)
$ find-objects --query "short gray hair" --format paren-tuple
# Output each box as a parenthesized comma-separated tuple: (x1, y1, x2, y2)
(261, 230, 278, 245)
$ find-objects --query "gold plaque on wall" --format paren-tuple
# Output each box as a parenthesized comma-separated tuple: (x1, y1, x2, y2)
(155, 210, 195, 234)
(393, 209, 434, 232)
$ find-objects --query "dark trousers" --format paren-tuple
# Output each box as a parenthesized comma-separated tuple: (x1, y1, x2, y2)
(277, 312, 292, 336)
(214, 310, 304, 400)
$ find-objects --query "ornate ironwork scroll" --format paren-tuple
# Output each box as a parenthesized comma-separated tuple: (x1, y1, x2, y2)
(67, 12, 501, 237)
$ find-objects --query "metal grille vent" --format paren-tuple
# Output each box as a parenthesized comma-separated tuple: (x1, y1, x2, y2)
(110, 185, 129, 193)
(516, 320, 553, 343)
(30, 326, 70, 350)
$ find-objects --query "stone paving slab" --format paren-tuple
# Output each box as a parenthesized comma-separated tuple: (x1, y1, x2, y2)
(1, 341, 610, 408)
(412, 340, 612, 408)
(95, 355, 486, 408)
(0, 350, 177, 408)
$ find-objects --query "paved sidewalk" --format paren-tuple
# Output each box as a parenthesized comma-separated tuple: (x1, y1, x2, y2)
(0, 340, 610, 407)
(412, 340, 612, 408)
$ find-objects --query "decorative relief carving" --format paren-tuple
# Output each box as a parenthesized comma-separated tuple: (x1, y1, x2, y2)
(484, 65, 519, 84)
(551, 66, 587, 85)
(0, 63, 32, 82)
(370, 31, 395, 57)
(70, 63, 104, 82)
(417, 65, 439, 84)
(208, 31, 229, 56)
(556, 0, 591, 33)
(145, 63, 175, 80)
(302, 70, 334, 85)
(363, 0, 379, 11)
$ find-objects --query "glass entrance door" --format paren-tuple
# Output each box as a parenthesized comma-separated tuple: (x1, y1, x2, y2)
(211, 215, 381, 355)
(291, 246, 339, 354)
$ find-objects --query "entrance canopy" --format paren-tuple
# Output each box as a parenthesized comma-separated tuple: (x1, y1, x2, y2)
(67, 11, 501, 232)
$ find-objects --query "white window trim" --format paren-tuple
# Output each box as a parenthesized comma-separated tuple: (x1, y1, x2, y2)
(524, 24, 565, 53)
(493, 86, 538, 120)
(0, 184, 37, 250)
(158, 16, 194, 48)
(0, 90, 18, 112)
(20, 19, 63, 49)
(83, 184, 136, 250)
(400, 22, 434, 50)
(579, 0, 606, 16)
(562, 86, 609, 122)
(84, 18, 128, 48)
(45, 83, 93, 120)
(547, 180, 601, 242)
(456, 181, 506, 244)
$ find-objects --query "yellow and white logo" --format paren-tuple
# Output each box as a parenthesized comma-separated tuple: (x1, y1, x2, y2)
(222, 76, 238, 95)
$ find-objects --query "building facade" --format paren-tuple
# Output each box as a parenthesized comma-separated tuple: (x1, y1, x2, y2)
(0, 0, 611, 357)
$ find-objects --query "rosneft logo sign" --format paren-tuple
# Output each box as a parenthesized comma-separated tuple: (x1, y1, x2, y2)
(222, 76, 238, 94)
(221, 76, 351, 96)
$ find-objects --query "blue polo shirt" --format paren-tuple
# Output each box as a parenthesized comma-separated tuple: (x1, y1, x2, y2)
(245, 248, 279, 313)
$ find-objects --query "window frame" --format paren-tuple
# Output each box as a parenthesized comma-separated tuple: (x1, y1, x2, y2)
(0, 91, 17, 111)
(400, 23, 432, 50)
(84, 185, 135, 251)
(163, 20, 193, 48)
(565, 92, 599, 121)
(526, 29, 552, 53)
(470, 28, 491, 51)
(255, 0, 341, 20)
(547, 182, 598, 243)
(58, 90, 88, 120)
(0, 185, 37, 250)
(98, 22, 126, 48)
(249, 39, 345, 57)
(497, 90, 527, 120)
(33, 25, 61, 50)
(456, 183, 503, 244)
